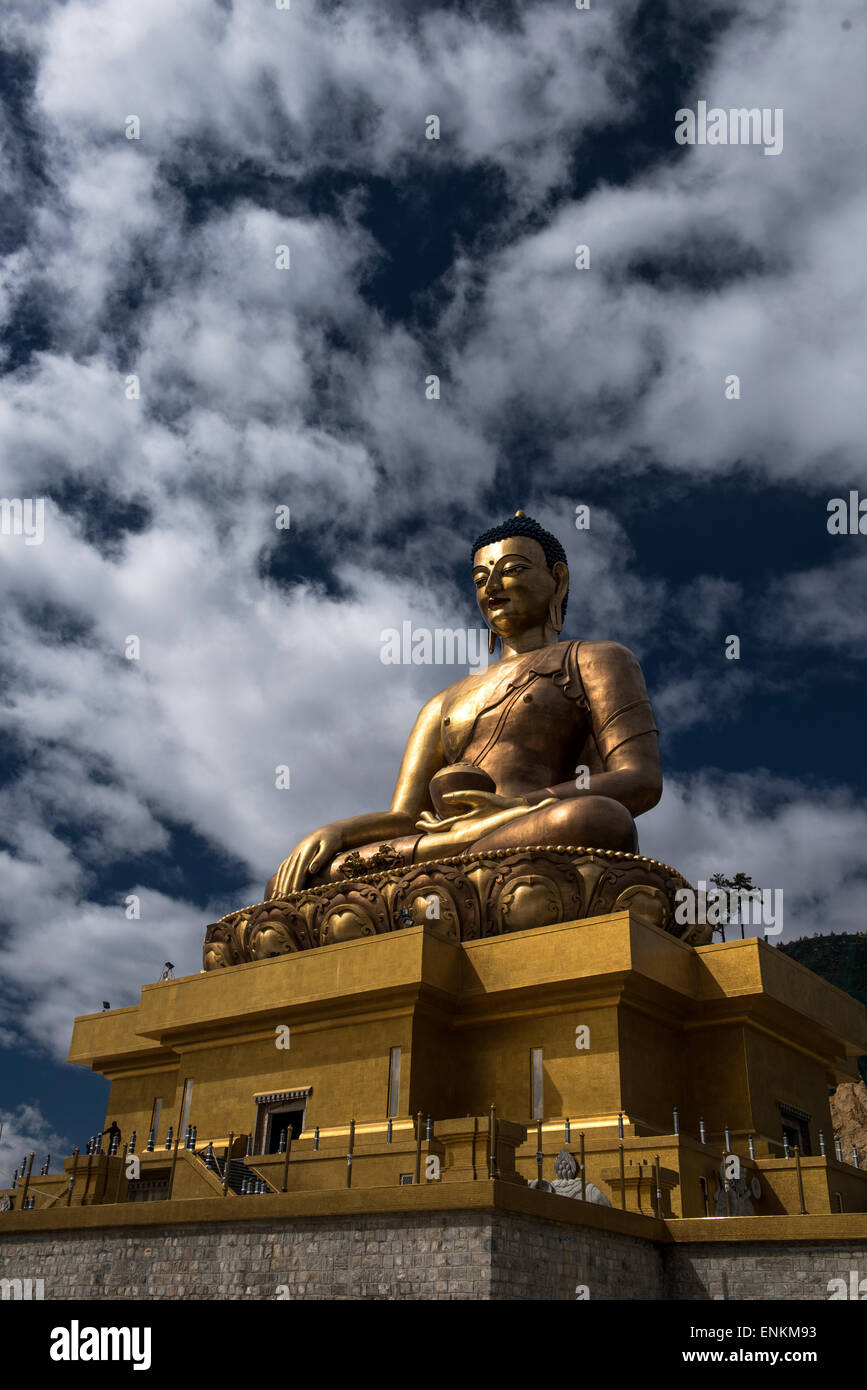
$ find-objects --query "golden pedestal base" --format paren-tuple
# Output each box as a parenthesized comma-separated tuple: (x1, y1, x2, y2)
(30, 906, 862, 1221)
(202, 845, 706, 970)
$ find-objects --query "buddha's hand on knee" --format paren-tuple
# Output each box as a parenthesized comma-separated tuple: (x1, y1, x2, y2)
(416, 790, 555, 836)
(269, 826, 343, 896)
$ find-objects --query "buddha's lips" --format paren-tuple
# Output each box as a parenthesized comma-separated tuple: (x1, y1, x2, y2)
(487, 597, 510, 611)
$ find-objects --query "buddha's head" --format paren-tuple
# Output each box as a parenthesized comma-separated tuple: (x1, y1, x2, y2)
(471, 513, 569, 648)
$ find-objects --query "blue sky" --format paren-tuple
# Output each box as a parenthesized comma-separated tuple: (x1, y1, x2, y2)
(1, 0, 865, 1179)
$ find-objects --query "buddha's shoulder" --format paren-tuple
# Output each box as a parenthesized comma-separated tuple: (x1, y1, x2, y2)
(573, 641, 648, 699)
(575, 639, 640, 665)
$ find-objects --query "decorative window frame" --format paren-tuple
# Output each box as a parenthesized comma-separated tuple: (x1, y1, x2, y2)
(252, 1087, 312, 1154)
(776, 1100, 812, 1155)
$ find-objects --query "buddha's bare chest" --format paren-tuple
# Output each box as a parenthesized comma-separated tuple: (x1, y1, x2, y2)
(440, 660, 585, 766)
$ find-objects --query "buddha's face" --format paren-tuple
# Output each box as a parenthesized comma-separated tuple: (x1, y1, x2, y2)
(472, 537, 566, 641)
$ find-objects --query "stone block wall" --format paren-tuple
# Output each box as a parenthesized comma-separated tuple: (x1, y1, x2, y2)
(664, 1241, 867, 1300)
(0, 1212, 662, 1300)
(1, 1214, 865, 1300)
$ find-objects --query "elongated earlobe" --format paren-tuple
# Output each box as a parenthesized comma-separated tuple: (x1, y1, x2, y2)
(488, 627, 497, 655)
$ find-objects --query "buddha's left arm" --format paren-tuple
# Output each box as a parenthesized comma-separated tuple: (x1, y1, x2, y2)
(523, 732, 661, 816)
(524, 641, 662, 817)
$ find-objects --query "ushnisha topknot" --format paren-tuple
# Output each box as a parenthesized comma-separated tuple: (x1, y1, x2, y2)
(471, 512, 569, 620)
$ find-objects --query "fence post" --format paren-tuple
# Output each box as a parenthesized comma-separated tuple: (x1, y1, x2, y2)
(488, 1104, 499, 1181)
(414, 1112, 423, 1185)
(167, 1125, 183, 1200)
(723, 1152, 732, 1218)
(82, 1149, 94, 1206)
(114, 1134, 126, 1202)
(794, 1146, 807, 1214)
(20, 1151, 35, 1210)
(222, 1133, 234, 1196)
(346, 1120, 355, 1190)
(66, 1148, 80, 1206)
(282, 1130, 293, 1192)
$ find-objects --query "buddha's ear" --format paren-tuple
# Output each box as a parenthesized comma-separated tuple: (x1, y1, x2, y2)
(552, 560, 569, 603)
(548, 561, 569, 635)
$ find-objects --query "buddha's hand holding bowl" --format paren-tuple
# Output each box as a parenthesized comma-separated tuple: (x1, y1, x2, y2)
(416, 762, 555, 839)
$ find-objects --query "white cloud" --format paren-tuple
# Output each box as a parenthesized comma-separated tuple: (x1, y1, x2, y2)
(0, 0, 864, 1076)
(644, 772, 867, 943)
(0, 1102, 69, 1188)
(760, 550, 867, 657)
(31, 1, 634, 194)
(440, 4, 867, 488)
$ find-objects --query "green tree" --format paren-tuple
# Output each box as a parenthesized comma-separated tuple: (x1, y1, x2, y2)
(708, 872, 758, 941)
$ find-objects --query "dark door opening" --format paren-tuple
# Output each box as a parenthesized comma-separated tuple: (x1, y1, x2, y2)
(780, 1110, 811, 1156)
(265, 1107, 304, 1152)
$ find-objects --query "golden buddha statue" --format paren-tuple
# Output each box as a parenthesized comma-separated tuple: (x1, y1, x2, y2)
(265, 513, 661, 900)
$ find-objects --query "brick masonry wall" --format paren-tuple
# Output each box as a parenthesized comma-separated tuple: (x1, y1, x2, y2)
(488, 1214, 663, 1300)
(0, 1212, 661, 1300)
(664, 1241, 867, 1301)
(0, 1215, 864, 1300)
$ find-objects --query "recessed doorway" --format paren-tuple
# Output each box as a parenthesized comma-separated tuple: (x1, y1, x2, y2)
(265, 1106, 305, 1153)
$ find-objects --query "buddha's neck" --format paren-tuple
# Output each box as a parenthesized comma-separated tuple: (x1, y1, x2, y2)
(498, 624, 560, 659)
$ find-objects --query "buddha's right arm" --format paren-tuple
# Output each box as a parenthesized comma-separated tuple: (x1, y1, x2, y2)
(327, 809, 417, 849)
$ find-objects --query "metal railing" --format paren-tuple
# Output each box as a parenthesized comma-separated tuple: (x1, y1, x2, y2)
(4, 1107, 864, 1215)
